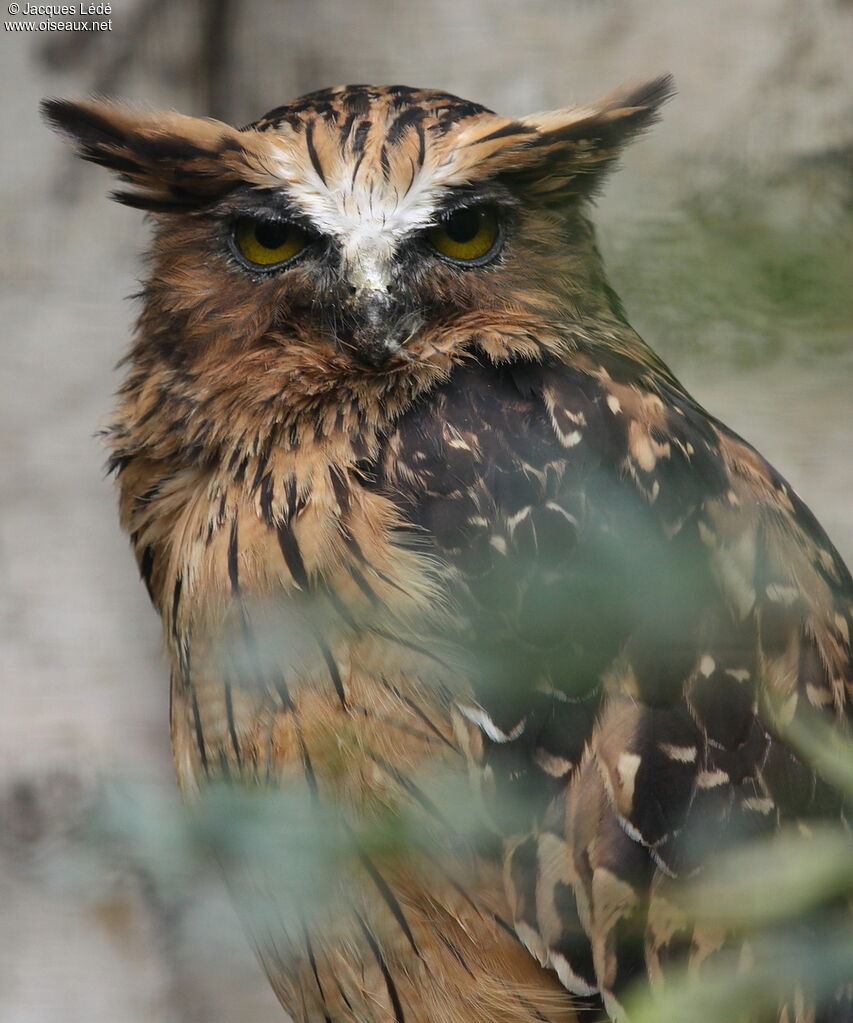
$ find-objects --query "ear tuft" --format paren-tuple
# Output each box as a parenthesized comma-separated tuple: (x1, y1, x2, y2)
(564, 72, 676, 148)
(611, 73, 677, 122)
(446, 74, 675, 201)
(41, 97, 275, 212)
(516, 73, 676, 199)
(42, 97, 132, 162)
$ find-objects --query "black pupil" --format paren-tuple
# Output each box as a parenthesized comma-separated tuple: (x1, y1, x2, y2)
(254, 220, 292, 249)
(444, 208, 482, 244)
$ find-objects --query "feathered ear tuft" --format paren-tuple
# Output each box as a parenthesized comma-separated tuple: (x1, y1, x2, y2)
(447, 74, 675, 201)
(41, 98, 281, 212)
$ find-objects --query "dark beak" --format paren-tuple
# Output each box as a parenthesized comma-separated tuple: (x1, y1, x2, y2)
(344, 290, 411, 369)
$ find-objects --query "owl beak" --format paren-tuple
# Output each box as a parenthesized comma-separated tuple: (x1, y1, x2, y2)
(346, 290, 405, 369)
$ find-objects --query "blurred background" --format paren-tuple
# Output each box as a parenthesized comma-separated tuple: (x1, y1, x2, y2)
(1, 1, 851, 1020)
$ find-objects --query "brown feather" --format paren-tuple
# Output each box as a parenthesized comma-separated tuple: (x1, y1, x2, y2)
(44, 77, 851, 1023)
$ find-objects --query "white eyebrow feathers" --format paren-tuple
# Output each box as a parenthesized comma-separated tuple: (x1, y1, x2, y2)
(265, 132, 449, 294)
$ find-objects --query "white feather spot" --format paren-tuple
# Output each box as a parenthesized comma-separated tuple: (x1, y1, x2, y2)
(658, 743, 697, 763)
(506, 506, 532, 534)
(457, 703, 525, 743)
(765, 583, 799, 605)
(544, 501, 579, 526)
(632, 434, 657, 471)
(649, 847, 678, 879)
(602, 990, 630, 1023)
(533, 748, 574, 777)
(515, 923, 548, 966)
(725, 668, 751, 683)
(741, 796, 775, 815)
(697, 769, 729, 789)
(549, 952, 598, 997)
(557, 428, 583, 448)
(699, 654, 716, 677)
(615, 752, 642, 805)
(805, 683, 833, 707)
(629, 420, 671, 472)
(606, 395, 622, 414)
(489, 535, 508, 555)
(614, 812, 645, 845)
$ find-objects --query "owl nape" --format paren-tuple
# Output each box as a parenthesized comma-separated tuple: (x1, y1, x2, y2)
(43, 79, 852, 1023)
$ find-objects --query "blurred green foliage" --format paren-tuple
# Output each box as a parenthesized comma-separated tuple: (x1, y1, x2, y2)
(75, 693, 853, 1023)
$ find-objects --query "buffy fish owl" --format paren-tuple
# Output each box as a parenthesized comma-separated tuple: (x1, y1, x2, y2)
(43, 77, 851, 1023)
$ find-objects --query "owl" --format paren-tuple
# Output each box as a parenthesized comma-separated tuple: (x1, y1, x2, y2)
(43, 78, 851, 1023)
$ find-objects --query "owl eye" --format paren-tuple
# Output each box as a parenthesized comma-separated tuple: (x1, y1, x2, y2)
(427, 206, 502, 265)
(231, 217, 308, 269)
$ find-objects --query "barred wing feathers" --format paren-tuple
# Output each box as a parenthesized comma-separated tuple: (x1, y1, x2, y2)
(378, 352, 852, 1020)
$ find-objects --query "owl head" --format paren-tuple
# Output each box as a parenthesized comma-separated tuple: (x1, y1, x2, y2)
(43, 78, 672, 459)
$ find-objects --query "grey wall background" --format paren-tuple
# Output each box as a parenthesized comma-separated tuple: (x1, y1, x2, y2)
(1, 2, 851, 1020)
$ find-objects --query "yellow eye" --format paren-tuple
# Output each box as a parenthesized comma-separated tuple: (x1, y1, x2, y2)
(232, 217, 308, 268)
(428, 206, 501, 264)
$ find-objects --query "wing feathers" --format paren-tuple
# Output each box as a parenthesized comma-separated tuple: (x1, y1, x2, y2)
(384, 355, 851, 1018)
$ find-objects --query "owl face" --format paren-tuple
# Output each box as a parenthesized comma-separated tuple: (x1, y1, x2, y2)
(43, 79, 672, 456)
(194, 104, 527, 374)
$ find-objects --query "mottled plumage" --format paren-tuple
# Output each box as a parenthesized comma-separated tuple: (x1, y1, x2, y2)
(43, 78, 851, 1023)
